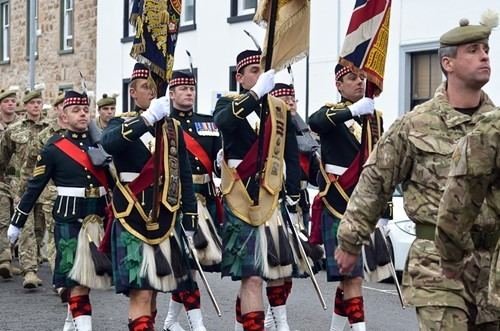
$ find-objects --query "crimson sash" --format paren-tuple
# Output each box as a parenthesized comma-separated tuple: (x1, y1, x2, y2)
(183, 131, 213, 175)
(235, 115, 272, 180)
(53, 138, 109, 189)
(127, 135, 164, 196)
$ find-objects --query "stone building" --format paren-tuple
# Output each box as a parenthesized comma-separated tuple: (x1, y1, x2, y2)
(0, 0, 96, 107)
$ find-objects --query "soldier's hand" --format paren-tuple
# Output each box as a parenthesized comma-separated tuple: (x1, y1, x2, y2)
(348, 97, 374, 117)
(7, 225, 20, 244)
(216, 149, 224, 168)
(251, 69, 275, 99)
(335, 247, 358, 274)
(141, 96, 170, 125)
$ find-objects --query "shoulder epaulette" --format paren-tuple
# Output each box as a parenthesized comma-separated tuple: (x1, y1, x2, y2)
(46, 133, 64, 145)
(116, 111, 140, 118)
(324, 102, 347, 110)
(223, 93, 241, 100)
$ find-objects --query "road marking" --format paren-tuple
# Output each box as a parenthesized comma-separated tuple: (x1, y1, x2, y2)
(362, 285, 398, 296)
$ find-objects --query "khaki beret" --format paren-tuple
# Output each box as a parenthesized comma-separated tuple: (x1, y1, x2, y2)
(0, 89, 17, 102)
(52, 93, 65, 107)
(22, 90, 42, 104)
(97, 93, 117, 108)
(440, 10, 498, 47)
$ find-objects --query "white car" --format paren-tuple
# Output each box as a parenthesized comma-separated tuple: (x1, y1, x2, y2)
(385, 188, 415, 274)
(306, 186, 415, 276)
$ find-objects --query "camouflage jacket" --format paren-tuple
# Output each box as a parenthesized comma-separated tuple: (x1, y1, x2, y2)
(0, 116, 49, 198)
(18, 119, 65, 204)
(0, 115, 19, 197)
(337, 82, 496, 254)
(436, 109, 500, 272)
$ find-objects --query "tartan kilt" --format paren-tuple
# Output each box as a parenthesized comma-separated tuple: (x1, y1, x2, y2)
(221, 205, 261, 281)
(322, 209, 363, 282)
(53, 220, 82, 288)
(111, 220, 191, 295)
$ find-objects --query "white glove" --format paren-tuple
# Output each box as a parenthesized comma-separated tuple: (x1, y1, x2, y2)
(185, 230, 195, 241)
(216, 149, 224, 168)
(7, 225, 20, 244)
(141, 96, 170, 124)
(348, 97, 374, 117)
(250, 69, 275, 99)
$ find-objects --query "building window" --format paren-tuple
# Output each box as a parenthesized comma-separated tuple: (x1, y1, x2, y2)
(229, 66, 238, 92)
(122, 78, 134, 113)
(26, 0, 39, 57)
(228, 0, 256, 23)
(0, 0, 9, 62)
(181, 0, 195, 27)
(123, 0, 136, 41)
(410, 51, 441, 109)
(58, 84, 73, 93)
(60, 0, 74, 52)
(237, 0, 256, 15)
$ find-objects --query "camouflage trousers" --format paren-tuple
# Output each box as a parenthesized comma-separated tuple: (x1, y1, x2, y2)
(42, 203, 56, 272)
(404, 239, 500, 329)
(19, 203, 46, 274)
(417, 306, 468, 331)
(0, 195, 13, 263)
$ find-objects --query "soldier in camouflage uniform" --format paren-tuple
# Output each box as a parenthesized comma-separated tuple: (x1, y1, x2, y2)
(0, 89, 49, 288)
(0, 88, 20, 279)
(335, 13, 499, 331)
(89, 94, 117, 138)
(436, 109, 500, 325)
(18, 93, 66, 277)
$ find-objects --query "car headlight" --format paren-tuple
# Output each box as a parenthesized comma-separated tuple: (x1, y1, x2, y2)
(394, 220, 415, 236)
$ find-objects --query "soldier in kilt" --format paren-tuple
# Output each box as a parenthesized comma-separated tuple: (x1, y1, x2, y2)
(18, 92, 68, 301)
(214, 50, 301, 331)
(101, 63, 198, 331)
(257, 83, 323, 331)
(8, 91, 111, 331)
(308, 64, 385, 331)
(162, 70, 222, 331)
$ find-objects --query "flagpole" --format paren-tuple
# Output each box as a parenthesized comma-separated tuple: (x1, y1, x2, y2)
(252, 0, 278, 206)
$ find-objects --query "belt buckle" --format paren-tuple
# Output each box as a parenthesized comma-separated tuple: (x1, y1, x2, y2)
(85, 187, 100, 198)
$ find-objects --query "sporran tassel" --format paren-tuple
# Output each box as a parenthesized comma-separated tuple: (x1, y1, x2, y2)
(154, 244, 172, 277)
(265, 223, 280, 267)
(170, 234, 187, 278)
(278, 220, 294, 266)
(193, 225, 208, 250)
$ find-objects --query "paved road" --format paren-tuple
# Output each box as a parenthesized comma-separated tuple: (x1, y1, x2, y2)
(0, 263, 417, 330)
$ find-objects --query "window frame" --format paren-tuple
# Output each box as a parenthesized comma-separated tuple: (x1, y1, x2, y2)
(227, 0, 256, 24)
(122, 0, 136, 43)
(179, 0, 196, 32)
(399, 41, 441, 115)
(58, 84, 73, 93)
(410, 50, 441, 109)
(122, 78, 134, 113)
(26, 0, 39, 58)
(0, 0, 10, 63)
(228, 65, 238, 92)
(59, 0, 74, 54)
